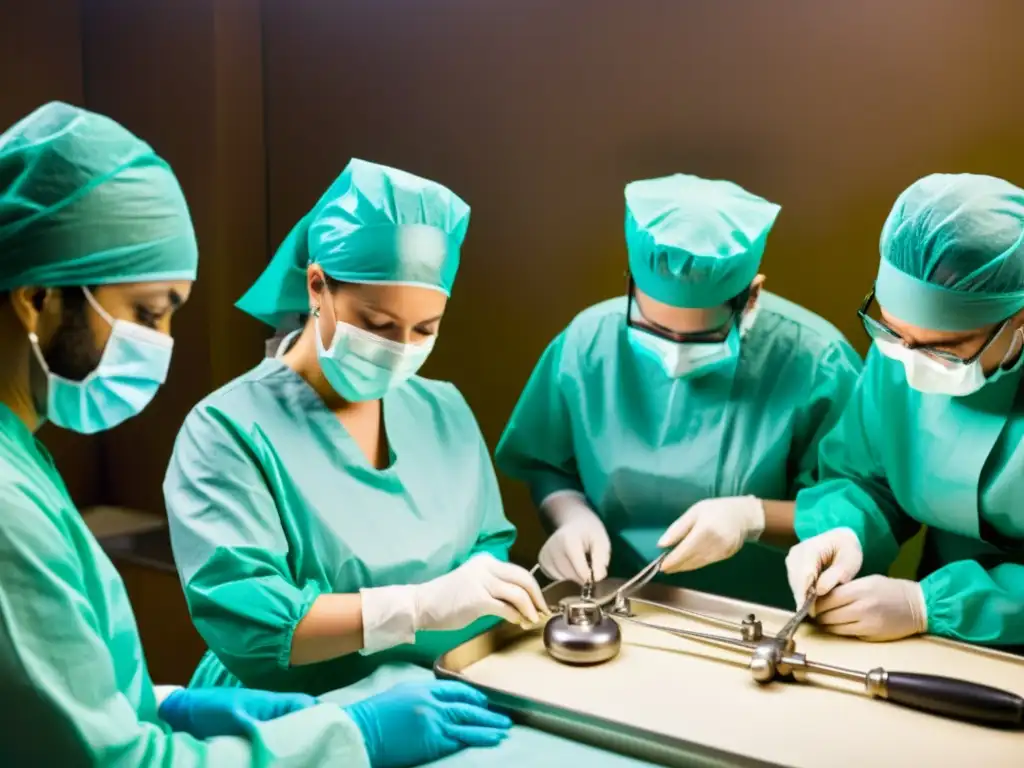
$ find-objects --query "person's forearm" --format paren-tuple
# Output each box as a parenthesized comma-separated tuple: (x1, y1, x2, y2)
(760, 500, 797, 547)
(289, 593, 365, 666)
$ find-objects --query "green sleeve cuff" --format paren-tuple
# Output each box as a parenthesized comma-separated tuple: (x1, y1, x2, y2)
(792, 481, 901, 575)
(470, 540, 512, 563)
(276, 579, 323, 671)
(793, 503, 836, 541)
(792, 485, 866, 542)
(920, 560, 1024, 646)
(527, 470, 584, 508)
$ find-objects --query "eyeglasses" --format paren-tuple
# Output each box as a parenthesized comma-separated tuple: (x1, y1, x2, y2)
(857, 290, 1004, 367)
(625, 274, 749, 344)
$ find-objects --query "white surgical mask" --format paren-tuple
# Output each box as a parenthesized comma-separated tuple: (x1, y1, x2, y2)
(627, 301, 758, 379)
(875, 326, 1024, 397)
(316, 316, 435, 402)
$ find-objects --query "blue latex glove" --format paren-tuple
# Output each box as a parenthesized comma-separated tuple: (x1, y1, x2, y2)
(344, 681, 511, 768)
(158, 688, 318, 739)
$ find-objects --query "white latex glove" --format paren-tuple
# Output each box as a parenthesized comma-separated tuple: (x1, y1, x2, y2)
(414, 554, 549, 630)
(360, 554, 549, 654)
(657, 496, 765, 574)
(785, 527, 863, 611)
(537, 491, 611, 584)
(814, 575, 928, 641)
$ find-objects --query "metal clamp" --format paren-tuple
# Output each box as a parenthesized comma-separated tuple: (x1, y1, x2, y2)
(748, 588, 816, 683)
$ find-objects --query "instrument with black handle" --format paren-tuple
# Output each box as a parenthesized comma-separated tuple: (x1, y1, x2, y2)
(546, 566, 1024, 729)
(866, 668, 1024, 728)
(790, 654, 1024, 729)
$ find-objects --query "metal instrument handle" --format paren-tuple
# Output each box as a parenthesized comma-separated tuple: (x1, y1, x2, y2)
(868, 669, 1024, 728)
(775, 588, 815, 647)
(614, 613, 756, 655)
(799, 657, 1024, 728)
(627, 597, 747, 632)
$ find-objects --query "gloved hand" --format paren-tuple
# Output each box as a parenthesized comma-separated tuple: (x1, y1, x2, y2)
(658, 496, 765, 574)
(538, 492, 611, 584)
(360, 554, 549, 653)
(158, 688, 317, 739)
(414, 554, 549, 630)
(344, 680, 511, 768)
(813, 575, 928, 641)
(785, 527, 864, 611)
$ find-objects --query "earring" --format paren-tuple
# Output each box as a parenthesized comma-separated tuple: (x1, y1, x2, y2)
(311, 306, 320, 318)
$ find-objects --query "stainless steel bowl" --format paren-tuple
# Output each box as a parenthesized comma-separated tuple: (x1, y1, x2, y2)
(543, 600, 622, 665)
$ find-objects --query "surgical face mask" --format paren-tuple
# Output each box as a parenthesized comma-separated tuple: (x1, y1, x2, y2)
(875, 326, 1023, 397)
(627, 302, 758, 379)
(29, 288, 174, 434)
(315, 311, 435, 402)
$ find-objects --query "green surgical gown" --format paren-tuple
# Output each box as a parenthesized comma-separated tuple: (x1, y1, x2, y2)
(0, 405, 369, 767)
(166, 359, 663, 767)
(496, 292, 862, 608)
(795, 346, 1024, 648)
(164, 358, 517, 695)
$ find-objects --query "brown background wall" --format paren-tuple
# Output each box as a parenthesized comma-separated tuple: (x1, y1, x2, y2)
(3, 0, 1024, 674)
(2, 1, 98, 505)
(260, 0, 1024, 559)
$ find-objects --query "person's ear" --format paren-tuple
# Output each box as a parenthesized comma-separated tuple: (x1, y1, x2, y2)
(1004, 309, 1024, 357)
(746, 274, 765, 311)
(1010, 326, 1024, 358)
(306, 265, 326, 310)
(1010, 307, 1024, 331)
(8, 287, 58, 336)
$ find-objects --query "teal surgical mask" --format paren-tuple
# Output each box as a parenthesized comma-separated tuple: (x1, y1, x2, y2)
(628, 303, 759, 379)
(315, 311, 435, 402)
(30, 288, 174, 434)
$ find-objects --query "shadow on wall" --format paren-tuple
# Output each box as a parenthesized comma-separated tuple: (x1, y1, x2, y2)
(261, 0, 1024, 561)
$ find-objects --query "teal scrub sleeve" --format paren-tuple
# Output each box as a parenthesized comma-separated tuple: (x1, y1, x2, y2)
(794, 351, 920, 575)
(788, 339, 863, 494)
(922, 560, 1024, 646)
(0, 496, 369, 767)
(164, 407, 322, 685)
(495, 332, 585, 506)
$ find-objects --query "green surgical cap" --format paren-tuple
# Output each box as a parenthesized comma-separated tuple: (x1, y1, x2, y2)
(0, 102, 197, 291)
(238, 158, 470, 328)
(876, 173, 1024, 332)
(624, 174, 780, 308)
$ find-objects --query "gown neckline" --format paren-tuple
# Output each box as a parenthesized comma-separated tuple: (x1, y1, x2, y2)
(258, 358, 402, 476)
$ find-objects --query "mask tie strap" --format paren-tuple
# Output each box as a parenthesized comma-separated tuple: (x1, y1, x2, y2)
(82, 287, 116, 328)
(27, 332, 51, 374)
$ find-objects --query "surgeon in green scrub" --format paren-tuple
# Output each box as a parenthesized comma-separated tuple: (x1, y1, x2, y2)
(164, 158, 553, 695)
(496, 174, 862, 608)
(787, 173, 1024, 647)
(164, 160, 657, 768)
(0, 103, 513, 768)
